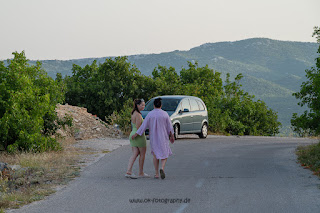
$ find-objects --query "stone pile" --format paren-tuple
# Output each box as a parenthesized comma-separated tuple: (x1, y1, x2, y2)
(55, 104, 123, 140)
(0, 162, 10, 178)
(0, 162, 22, 180)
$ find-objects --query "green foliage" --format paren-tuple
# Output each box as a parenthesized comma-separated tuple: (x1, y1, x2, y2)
(43, 112, 73, 136)
(152, 65, 181, 95)
(0, 52, 67, 152)
(106, 99, 132, 135)
(180, 62, 223, 98)
(65, 58, 281, 136)
(179, 64, 280, 136)
(23, 39, 319, 135)
(65, 57, 153, 120)
(292, 27, 320, 136)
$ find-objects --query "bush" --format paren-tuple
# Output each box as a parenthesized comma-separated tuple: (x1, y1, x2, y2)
(106, 100, 132, 136)
(64, 57, 149, 120)
(296, 142, 320, 177)
(65, 58, 281, 136)
(0, 52, 68, 152)
(292, 26, 320, 136)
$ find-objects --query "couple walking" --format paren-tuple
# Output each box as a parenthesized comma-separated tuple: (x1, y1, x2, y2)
(125, 98, 175, 179)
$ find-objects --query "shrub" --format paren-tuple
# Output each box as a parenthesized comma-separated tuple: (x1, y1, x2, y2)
(296, 142, 320, 176)
(106, 100, 132, 136)
(65, 58, 281, 136)
(0, 52, 68, 152)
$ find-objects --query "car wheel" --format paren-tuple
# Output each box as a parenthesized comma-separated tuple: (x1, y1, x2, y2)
(199, 123, 208, 138)
(174, 124, 179, 140)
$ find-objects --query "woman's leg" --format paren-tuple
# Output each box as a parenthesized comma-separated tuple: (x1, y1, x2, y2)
(138, 147, 146, 176)
(126, 147, 140, 174)
(153, 153, 160, 177)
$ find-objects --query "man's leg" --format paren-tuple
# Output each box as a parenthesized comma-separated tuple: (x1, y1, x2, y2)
(159, 158, 167, 179)
(153, 153, 160, 178)
(160, 158, 167, 170)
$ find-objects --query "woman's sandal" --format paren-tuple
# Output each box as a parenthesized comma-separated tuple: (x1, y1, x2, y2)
(125, 173, 137, 179)
(138, 173, 150, 178)
(154, 175, 159, 179)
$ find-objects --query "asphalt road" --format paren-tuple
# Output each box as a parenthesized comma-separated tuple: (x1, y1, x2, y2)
(9, 136, 320, 213)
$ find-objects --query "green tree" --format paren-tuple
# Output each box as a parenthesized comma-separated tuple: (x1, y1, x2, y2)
(65, 58, 281, 136)
(180, 62, 223, 98)
(0, 52, 67, 152)
(65, 57, 151, 120)
(219, 73, 280, 135)
(179, 63, 280, 135)
(292, 27, 320, 136)
(152, 65, 181, 95)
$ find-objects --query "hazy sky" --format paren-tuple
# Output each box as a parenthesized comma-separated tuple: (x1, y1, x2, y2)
(1, 0, 319, 60)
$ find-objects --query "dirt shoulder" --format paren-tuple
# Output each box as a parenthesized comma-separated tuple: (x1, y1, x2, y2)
(73, 137, 128, 169)
(0, 105, 129, 211)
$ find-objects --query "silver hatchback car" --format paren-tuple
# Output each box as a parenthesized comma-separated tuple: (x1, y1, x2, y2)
(141, 95, 209, 139)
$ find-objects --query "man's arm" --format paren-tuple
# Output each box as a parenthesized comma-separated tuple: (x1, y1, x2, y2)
(169, 131, 174, 144)
(165, 114, 174, 135)
(165, 113, 175, 143)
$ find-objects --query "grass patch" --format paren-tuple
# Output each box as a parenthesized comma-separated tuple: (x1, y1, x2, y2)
(0, 186, 55, 209)
(0, 137, 82, 210)
(296, 141, 320, 177)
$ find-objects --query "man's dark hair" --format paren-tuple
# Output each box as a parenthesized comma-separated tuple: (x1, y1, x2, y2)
(154, 98, 162, 108)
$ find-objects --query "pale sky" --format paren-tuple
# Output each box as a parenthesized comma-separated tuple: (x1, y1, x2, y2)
(0, 0, 319, 60)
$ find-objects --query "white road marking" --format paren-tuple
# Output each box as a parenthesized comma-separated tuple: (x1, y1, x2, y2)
(174, 203, 189, 213)
(195, 178, 205, 188)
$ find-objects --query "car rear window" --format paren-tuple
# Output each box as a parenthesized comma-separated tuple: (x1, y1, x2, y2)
(190, 99, 200, 111)
(197, 100, 205, 111)
(180, 99, 190, 111)
(144, 98, 181, 111)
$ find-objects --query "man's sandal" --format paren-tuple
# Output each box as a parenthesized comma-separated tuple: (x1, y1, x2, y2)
(160, 169, 165, 179)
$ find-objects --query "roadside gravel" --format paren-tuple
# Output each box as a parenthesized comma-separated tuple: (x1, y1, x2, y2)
(73, 137, 129, 169)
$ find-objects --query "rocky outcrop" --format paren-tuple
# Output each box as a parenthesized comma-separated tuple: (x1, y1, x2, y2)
(55, 104, 123, 140)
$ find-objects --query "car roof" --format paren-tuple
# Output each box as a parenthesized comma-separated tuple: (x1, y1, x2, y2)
(151, 95, 202, 101)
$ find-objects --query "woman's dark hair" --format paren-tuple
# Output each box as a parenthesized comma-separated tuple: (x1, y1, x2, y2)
(154, 98, 162, 108)
(131, 99, 144, 115)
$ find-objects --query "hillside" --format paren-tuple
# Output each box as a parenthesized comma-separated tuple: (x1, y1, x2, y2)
(4, 38, 318, 134)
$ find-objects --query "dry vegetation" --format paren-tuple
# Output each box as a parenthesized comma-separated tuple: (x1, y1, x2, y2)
(0, 138, 82, 210)
(296, 141, 320, 178)
(0, 104, 123, 211)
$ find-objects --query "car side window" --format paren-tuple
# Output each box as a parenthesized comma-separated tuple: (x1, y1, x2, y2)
(190, 99, 200, 111)
(181, 99, 190, 111)
(196, 100, 205, 111)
